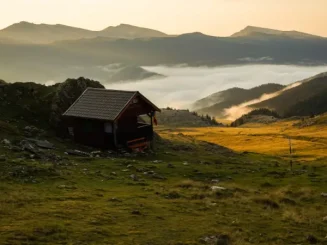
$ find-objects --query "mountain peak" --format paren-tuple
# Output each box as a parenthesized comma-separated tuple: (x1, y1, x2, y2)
(231, 25, 321, 39)
(101, 24, 167, 38)
(3, 21, 36, 30)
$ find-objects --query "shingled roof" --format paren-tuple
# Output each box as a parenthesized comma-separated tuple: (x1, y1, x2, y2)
(63, 88, 159, 121)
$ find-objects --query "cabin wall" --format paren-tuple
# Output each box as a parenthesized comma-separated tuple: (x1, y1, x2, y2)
(65, 118, 115, 149)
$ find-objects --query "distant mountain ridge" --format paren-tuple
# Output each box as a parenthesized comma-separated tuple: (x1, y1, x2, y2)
(0, 21, 168, 43)
(232, 26, 323, 39)
(1, 22, 327, 82)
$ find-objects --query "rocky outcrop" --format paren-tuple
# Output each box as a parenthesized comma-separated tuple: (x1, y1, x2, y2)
(49, 77, 104, 131)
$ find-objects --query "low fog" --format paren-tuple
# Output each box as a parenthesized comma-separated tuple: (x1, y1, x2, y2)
(104, 65, 327, 109)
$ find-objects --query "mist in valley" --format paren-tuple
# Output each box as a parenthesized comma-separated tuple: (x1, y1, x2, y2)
(104, 64, 327, 110)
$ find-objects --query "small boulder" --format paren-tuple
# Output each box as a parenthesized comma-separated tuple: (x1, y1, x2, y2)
(66, 149, 91, 157)
(1, 139, 11, 145)
(321, 193, 327, 197)
(27, 139, 54, 149)
(200, 234, 230, 245)
(130, 174, 139, 181)
(20, 140, 39, 154)
(109, 197, 122, 202)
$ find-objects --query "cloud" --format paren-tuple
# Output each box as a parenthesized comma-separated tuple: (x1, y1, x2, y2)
(103, 64, 327, 109)
(238, 56, 274, 62)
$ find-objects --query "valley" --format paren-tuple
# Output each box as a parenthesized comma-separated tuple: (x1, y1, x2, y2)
(1, 15, 327, 245)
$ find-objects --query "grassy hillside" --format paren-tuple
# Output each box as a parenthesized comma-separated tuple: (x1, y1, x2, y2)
(252, 73, 327, 116)
(1, 118, 327, 244)
(194, 84, 285, 117)
(230, 108, 280, 127)
(1, 79, 327, 244)
(0, 77, 103, 129)
(156, 109, 220, 127)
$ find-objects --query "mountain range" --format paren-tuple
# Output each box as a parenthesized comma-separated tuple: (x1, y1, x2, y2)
(0, 22, 167, 43)
(1, 21, 327, 83)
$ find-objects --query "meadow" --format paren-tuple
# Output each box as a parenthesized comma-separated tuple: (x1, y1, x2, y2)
(157, 118, 327, 161)
(1, 118, 327, 245)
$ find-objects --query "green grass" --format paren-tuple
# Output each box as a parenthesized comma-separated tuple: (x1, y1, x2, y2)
(0, 129, 327, 245)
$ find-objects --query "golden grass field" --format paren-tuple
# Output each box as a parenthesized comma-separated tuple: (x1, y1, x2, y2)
(157, 119, 327, 161)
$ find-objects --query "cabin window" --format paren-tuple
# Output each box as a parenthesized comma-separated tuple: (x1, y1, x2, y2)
(104, 122, 113, 133)
(68, 127, 74, 136)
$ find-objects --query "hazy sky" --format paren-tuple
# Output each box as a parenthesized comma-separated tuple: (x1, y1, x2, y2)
(1, 0, 327, 36)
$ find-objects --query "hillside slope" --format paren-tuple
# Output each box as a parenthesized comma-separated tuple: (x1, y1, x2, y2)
(251, 73, 327, 116)
(194, 84, 285, 117)
(157, 109, 221, 127)
(0, 77, 103, 129)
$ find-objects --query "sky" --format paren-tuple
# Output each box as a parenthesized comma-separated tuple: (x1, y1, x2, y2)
(1, 0, 327, 36)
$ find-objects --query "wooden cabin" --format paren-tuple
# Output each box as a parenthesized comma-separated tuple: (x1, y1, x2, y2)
(63, 88, 161, 150)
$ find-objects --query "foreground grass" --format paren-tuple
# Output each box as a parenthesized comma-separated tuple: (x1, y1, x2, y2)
(1, 123, 327, 244)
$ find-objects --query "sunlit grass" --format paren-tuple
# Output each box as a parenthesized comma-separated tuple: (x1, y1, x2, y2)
(157, 119, 327, 161)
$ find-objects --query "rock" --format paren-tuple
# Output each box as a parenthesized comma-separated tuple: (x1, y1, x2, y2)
(27, 139, 54, 149)
(307, 234, 318, 244)
(153, 160, 162, 164)
(323, 216, 327, 222)
(183, 162, 189, 166)
(200, 234, 230, 245)
(1, 139, 11, 145)
(152, 174, 167, 180)
(211, 179, 220, 183)
(167, 163, 175, 168)
(24, 126, 45, 137)
(211, 186, 226, 191)
(127, 164, 134, 169)
(109, 197, 122, 202)
(111, 172, 117, 176)
(66, 149, 91, 157)
(130, 174, 139, 181)
(20, 140, 39, 154)
(321, 193, 327, 197)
